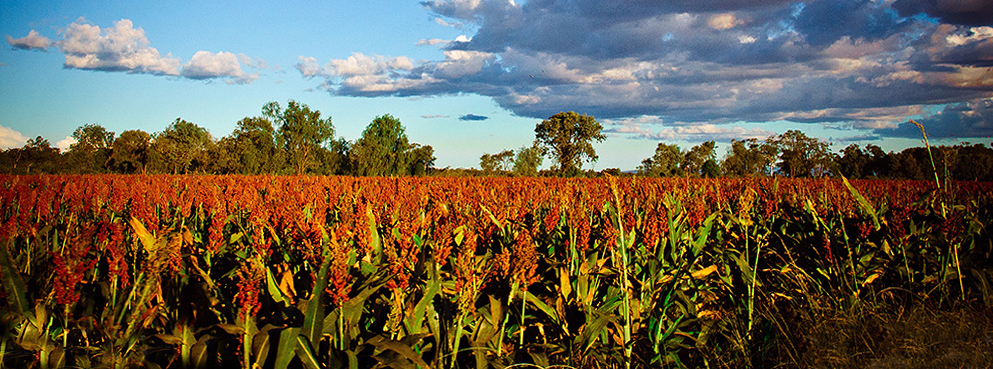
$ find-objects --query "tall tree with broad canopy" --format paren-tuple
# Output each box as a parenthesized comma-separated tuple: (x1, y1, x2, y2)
(681, 141, 717, 176)
(152, 118, 211, 174)
(109, 130, 151, 174)
(534, 111, 605, 176)
(231, 116, 283, 174)
(67, 123, 115, 173)
(350, 114, 412, 176)
(721, 138, 778, 177)
(263, 100, 334, 175)
(771, 130, 832, 177)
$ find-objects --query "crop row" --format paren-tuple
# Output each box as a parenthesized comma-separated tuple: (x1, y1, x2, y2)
(1, 175, 991, 368)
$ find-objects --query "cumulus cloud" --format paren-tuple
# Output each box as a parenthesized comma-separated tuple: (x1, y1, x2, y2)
(6, 30, 51, 50)
(181, 51, 258, 84)
(55, 136, 77, 150)
(458, 114, 489, 121)
(58, 18, 181, 75)
(0, 124, 28, 150)
(10, 18, 265, 84)
(421, 114, 449, 118)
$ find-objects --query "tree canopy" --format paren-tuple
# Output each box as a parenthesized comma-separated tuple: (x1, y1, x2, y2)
(264, 100, 334, 175)
(534, 111, 605, 176)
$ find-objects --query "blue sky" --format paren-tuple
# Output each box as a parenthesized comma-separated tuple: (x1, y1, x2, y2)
(2, 0, 991, 170)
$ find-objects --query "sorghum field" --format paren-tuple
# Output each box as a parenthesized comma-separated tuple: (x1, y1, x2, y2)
(1, 175, 991, 368)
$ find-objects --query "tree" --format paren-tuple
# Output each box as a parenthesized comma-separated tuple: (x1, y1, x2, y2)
(638, 143, 683, 177)
(6, 136, 61, 174)
(225, 116, 283, 174)
(701, 159, 722, 178)
(513, 144, 544, 177)
(407, 144, 436, 176)
(350, 114, 412, 176)
(770, 130, 832, 177)
(66, 123, 115, 173)
(480, 149, 515, 173)
(534, 111, 605, 176)
(152, 118, 212, 174)
(721, 138, 778, 177)
(109, 130, 151, 174)
(263, 100, 334, 175)
(681, 141, 717, 177)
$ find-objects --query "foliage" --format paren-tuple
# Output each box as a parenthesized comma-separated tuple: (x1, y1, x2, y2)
(721, 138, 777, 177)
(1, 175, 991, 369)
(350, 114, 412, 176)
(534, 111, 605, 176)
(480, 149, 514, 173)
(264, 100, 334, 176)
(151, 118, 212, 174)
(512, 144, 543, 177)
(769, 130, 833, 177)
(637, 142, 683, 177)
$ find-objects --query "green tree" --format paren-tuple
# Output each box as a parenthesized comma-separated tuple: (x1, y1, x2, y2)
(263, 100, 334, 175)
(534, 111, 605, 176)
(227, 116, 283, 174)
(480, 149, 515, 173)
(109, 130, 151, 174)
(66, 123, 116, 173)
(770, 130, 832, 177)
(721, 138, 777, 177)
(152, 118, 212, 174)
(6, 136, 62, 174)
(512, 144, 544, 177)
(681, 140, 717, 177)
(701, 159, 722, 178)
(638, 143, 683, 177)
(407, 144, 436, 176)
(350, 114, 412, 176)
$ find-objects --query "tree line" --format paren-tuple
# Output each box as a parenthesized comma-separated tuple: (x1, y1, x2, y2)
(3, 105, 993, 181)
(1, 100, 434, 177)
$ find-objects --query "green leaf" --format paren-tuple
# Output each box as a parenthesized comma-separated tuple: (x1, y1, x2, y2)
(303, 229, 334, 350)
(841, 175, 881, 230)
(295, 334, 322, 369)
(0, 240, 33, 319)
(267, 266, 287, 305)
(524, 290, 560, 326)
(366, 335, 431, 369)
(274, 328, 300, 369)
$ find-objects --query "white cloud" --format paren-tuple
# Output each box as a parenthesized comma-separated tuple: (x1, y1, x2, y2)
(435, 50, 494, 78)
(55, 136, 77, 150)
(946, 26, 993, 46)
(295, 56, 325, 78)
(708, 13, 741, 30)
(605, 117, 776, 141)
(0, 124, 28, 150)
(417, 38, 449, 46)
(6, 30, 51, 50)
(181, 51, 257, 84)
(58, 18, 181, 75)
(327, 53, 414, 76)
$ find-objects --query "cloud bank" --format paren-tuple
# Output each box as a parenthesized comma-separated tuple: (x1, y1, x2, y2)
(297, 0, 993, 141)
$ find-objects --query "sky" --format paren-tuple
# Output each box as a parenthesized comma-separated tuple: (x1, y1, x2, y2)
(1, 0, 992, 171)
